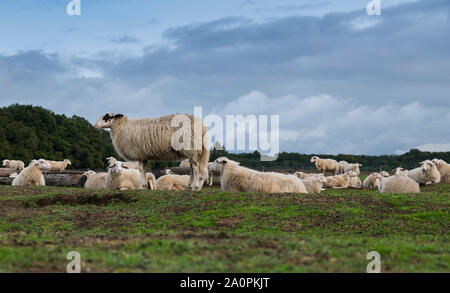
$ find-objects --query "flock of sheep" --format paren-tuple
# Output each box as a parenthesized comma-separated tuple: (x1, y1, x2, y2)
(2, 112, 449, 195)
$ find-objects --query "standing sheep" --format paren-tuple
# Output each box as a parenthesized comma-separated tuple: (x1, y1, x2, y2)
(407, 160, 441, 185)
(380, 169, 420, 194)
(210, 157, 307, 193)
(432, 159, 450, 184)
(105, 160, 142, 190)
(11, 159, 52, 186)
(2, 160, 25, 171)
(47, 159, 72, 172)
(310, 156, 339, 175)
(83, 171, 107, 189)
(94, 113, 210, 191)
(338, 161, 349, 175)
(342, 163, 363, 175)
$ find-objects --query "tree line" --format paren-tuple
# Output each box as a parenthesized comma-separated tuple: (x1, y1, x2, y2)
(1, 104, 448, 171)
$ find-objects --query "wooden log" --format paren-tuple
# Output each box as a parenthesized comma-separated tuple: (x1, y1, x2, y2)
(0, 173, 84, 187)
(0, 168, 19, 177)
(151, 167, 191, 178)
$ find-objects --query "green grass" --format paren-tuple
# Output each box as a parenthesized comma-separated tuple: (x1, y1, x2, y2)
(0, 184, 448, 273)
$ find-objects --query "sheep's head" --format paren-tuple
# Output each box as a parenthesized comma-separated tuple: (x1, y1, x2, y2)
(164, 169, 175, 175)
(310, 156, 319, 163)
(346, 171, 358, 177)
(380, 171, 390, 177)
(293, 172, 304, 179)
(420, 160, 435, 174)
(33, 159, 52, 171)
(2, 160, 8, 166)
(82, 170, 96, 178)
(393, 167, 406, 175)
(64, 159, 72, 165)
(107, 160, 129, 175)
(431, 158, 445, 167)
(94, 113, 125, 129)
(210, 157, 239, 173)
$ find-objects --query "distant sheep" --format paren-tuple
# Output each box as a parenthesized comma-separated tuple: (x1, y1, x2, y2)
(83, 171, 107, 189)
(107, 157, 140, 170)
(11, 159, 52, 187)
(407, 160, 441, 185)
(363, 171, 390, 190)
(94, 113, 210, 191)
(2, 160, 25, 171)
(293, 172, 324, 181)
(105, 160, 142, 190)
(380, 169, 420, 194)
(338, 161, 349, 175)
(210, 157, 307, 193)
(179, 159, 190, 168)
(343, 163, 363, 175)
(432, 159, 450, 184)
(310, 156, 339, 175)
(48, 159, 72, 172)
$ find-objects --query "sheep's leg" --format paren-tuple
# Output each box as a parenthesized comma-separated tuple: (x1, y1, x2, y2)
(139, 161, 148, 189)
(186, 161, 194, 190)
(191, 161, 200, 190)
(209, 173, 213, 186)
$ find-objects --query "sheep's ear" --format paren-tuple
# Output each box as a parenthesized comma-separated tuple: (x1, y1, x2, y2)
(114, 114, 124, 119)
(123, 166, 129, 169)
(107, 164, 114, 169)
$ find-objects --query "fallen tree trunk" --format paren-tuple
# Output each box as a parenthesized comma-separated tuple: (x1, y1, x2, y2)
(0, 168, 18, 177)
(150, 167, 191, 178)
(0, 173, 84, 187)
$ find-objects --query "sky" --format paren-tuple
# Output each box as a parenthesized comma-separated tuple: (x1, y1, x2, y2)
(0, 0, 449, 155)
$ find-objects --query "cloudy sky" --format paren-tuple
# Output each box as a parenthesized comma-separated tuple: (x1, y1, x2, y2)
(0, 0, 449, 155)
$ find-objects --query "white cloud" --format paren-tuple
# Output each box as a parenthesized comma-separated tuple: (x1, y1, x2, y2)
(416, 143, 450, 152)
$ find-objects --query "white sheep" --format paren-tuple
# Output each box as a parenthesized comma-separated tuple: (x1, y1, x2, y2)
(155, 173, 191, 190)
(379, 169, 420, 194)
(83, 171, 107, 189)
(322, 171, 358, 189)
(432, 159, 450, 184)
(293, 172, 324, 180)
(210, 157, 307, 193)
(105, 160, 142, 190)
(11, 159, 52, 186)
(363, 171, 390, 190)
(179, 159, 190, 168)
(2, 160, 25, 171)
(407, 160, 441, 185)
(94, 113, 210, 191)
(301, 177, 323, 194)
(348, 173, 363, 188)
(146, 173, 156, 190)
(342, 163, 363, 175)
(47, 159, 72, 172)
(338, 161, 349, 175)
(107, 157, 140, 170)
(310, 156, 339, 175)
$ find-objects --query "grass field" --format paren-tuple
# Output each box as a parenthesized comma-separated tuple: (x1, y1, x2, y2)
(0, 180, 448, 273)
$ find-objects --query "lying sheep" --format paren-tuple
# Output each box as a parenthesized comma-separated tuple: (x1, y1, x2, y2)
(155, 173, 191, 191)
(48, 159, 72, 172)
(11, 159, 52, 186)
(310, 156, 339, 175)
(363, 171, 390, 190)
(348, 174, 363, 188)
(83, 171, 107, 189)
(301, 177, 323, 194)
(210, 157, 307, 193)
(407, 160, 441, 185)
(432, 159, 450, 184)
(107, 157, 140, 170)
(380, 169, 420, 194)
(105, 160, 142, 190)
(322, 172, 357, 189)
(146, 173, 156, 190)
(94, 113, 210, 191)
(293, 172, 324, 180)
(2, 160, 25, 171)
